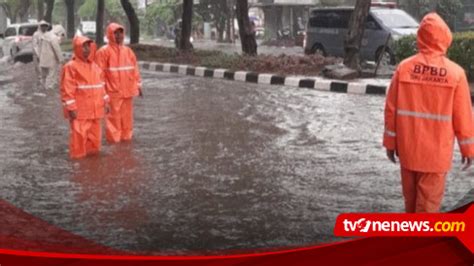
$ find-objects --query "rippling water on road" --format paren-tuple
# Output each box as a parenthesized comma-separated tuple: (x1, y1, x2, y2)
(0, 63, 472, 254)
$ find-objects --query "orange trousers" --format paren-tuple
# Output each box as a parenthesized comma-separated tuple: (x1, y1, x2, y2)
(106, 98, 134, 143)
(69, 119, 102, 159)
(400, 168, 446, 213)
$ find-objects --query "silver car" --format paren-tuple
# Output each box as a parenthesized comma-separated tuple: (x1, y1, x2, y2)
(1, 23, 38, 57)
(304, 7, 419, 64)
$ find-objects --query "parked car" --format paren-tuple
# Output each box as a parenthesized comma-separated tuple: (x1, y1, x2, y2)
(304, 6, 419, 64)
(1, 23, 38, 57)
(11, 24, 66, 64)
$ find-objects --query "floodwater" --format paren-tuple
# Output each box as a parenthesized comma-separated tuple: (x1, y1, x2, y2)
(0, 62, 472, 254)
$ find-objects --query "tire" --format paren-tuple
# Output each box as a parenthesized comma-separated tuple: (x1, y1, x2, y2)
(376, 47, 395, 66)
(311, 43, 326, 56)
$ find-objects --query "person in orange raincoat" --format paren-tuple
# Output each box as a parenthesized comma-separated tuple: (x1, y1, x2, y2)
(60, 36, 109, 159)
(384, 13, 474, 213)
(95, 23, 142, 144)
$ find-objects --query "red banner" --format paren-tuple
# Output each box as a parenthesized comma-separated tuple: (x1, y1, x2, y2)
(0, 200, 472, 265)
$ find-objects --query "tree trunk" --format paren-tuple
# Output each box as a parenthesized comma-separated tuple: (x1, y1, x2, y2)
(225, 17, 232, 43)
(120, 0, 140, 44)
(225, 0, 233, 43)
(216, 21, 225, 43)
(179, 0, 193, 51)
(17, 0, 30, 23)
(217, 28, 224, 42)
(44, 0, 54, 23)
(64, 0, 75, 39)
(231, 6, 235, 43)
(96, 0, 105, 46)
(343, 0, 371, 70)
(37, 0, 44, 21)
(235, 0, 257, 56)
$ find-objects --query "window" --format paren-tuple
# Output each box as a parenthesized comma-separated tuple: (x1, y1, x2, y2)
(4, 27, 16, 37)
(365, 15, 380, 30)
(310, 12, 329, 28)
(19, 26, 37, 36)
(309, 10, 354, 29)
(371, 9, 419, 28)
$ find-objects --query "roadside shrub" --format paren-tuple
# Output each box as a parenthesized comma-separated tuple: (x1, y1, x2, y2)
(449, 32, 474, 81)
(394, 32, 474, 80)
(130, 43, 340, 76)
(393, 35, 417, 63)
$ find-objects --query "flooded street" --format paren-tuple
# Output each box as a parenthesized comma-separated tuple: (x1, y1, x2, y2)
(0, 62, 472, 254)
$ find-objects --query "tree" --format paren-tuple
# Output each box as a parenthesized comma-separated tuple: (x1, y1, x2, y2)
(179, 0, 193, 50)
(143, 0, 180, 36)
(37, 0, 44, 20)
(343, 0, 371, 70)
(225, 0, 235, 43)
(19, 1, 30, 22)
(64, 0, 75, 39)
(120, 0, 139, 44)
(436, 0, 463, 30)
(235, 0, 257, 56)
(44, 0, 54, 23)
(195, 0, 231, 42)
(79, 0, 128, 23)
(0, 0, 31, 22)
(96, 0, 104, 46)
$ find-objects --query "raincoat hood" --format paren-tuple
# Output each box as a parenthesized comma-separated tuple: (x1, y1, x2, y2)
(417, 12, 452, 56)
(106, 23, 125, 46)
(73, 36, 96, 62)
(38, 20, 49, 26)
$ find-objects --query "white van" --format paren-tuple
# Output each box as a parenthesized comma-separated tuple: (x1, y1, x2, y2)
(1, 23, 38, 57)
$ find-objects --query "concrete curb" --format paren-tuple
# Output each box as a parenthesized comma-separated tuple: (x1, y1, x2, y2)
(138, 61, 390, 96)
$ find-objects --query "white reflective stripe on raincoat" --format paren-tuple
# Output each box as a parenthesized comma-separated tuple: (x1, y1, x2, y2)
(397, 109, 452, 121)
(459, 138, 474, 145)
(64, 99, 76, 106)
(385, 129, 396, 137)
(77, 83, 105, 89)
(107, 66, 135, 72)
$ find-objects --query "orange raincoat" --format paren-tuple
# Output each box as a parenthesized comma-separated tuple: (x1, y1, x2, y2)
(383, 13, 474, 212)
(60, 36, 109, 159)
(95, 23, 142, 143)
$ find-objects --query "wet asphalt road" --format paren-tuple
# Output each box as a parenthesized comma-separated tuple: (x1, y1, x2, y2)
(0, 62, 472, 254)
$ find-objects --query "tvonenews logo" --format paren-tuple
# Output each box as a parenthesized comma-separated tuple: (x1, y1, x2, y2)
(333, 205, 474, 253)
(342, 218, 466, 233)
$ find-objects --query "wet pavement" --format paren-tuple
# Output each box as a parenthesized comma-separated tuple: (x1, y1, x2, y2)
(0, 62, 472, 255)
